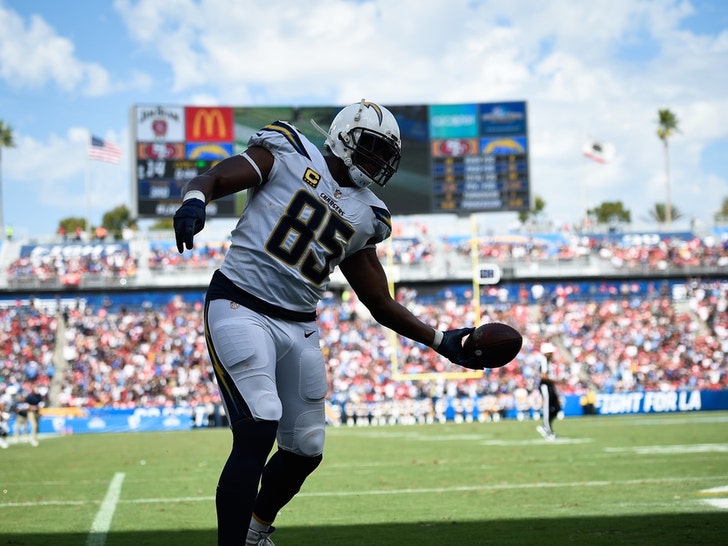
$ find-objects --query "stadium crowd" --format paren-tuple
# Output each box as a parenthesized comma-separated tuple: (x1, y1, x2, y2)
(445, 231, 728, 271)
(6, 244, 138, 286)
(0, 277, 726, 431)
(139, 231, 728, 272)
(147, 241, 229, 272)
(6, 230, 728, 285)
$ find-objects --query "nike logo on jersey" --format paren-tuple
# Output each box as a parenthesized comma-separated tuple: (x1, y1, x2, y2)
(304, 330, 316, 338)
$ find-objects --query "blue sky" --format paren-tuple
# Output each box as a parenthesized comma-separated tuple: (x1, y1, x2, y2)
(0, 0, 727, 239)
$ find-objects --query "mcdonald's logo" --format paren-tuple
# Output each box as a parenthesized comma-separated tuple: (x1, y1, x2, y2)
(185, 107, 233, 143)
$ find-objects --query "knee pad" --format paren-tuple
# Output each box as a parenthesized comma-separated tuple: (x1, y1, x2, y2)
(252, 392, 283, 422)
(292, 409, 326, 457)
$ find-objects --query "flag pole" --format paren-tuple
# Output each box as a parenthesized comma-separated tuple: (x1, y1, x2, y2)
(86, 132, 92, 240)
(470, 213, 481, 325)
(580, 134, 586, 231)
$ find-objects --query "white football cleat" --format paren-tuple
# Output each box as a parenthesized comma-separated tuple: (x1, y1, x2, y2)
(246, 526, 275, 546)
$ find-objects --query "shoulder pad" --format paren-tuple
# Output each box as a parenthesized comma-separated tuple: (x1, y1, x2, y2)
(368, 205, 392, 245)
(249, 121, 311, 160)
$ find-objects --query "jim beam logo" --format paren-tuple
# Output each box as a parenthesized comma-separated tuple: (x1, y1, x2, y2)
(136, 105, 184, 141)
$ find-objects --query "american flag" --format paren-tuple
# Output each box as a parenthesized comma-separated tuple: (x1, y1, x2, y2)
(89, 136, 122, 164)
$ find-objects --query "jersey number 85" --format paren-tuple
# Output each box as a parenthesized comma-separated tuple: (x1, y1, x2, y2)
(266, 190, 355, 285)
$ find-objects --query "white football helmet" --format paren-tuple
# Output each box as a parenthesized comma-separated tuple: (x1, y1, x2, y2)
(312, 99, 401, 188)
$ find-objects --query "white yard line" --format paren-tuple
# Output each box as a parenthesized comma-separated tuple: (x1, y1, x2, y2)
(85, 472, 125, 546)
(605, 444, 728, 454)
(2, 474, 727, 508)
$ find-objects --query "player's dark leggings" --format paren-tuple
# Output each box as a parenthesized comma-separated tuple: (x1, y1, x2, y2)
(541, 381, 560, 434)
(216, 418, 322, 546)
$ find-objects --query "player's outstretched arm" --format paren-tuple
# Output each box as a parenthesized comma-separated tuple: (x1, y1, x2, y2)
(340, 249, 475, 365)
(340, 248, 435, 343)
(173, 146, 274, 252)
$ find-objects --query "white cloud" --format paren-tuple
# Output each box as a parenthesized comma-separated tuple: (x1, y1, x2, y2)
(0, 4, 112, 95)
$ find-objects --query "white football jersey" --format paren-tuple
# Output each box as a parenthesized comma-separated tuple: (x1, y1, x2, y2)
(220, 121, 392, 314)
(539, 353, 551, 376)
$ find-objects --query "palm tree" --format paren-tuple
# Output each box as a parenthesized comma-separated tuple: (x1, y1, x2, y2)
(0, 121, 16, 240)
(645, 203, 683, 225)
(656, 109, 680, 228)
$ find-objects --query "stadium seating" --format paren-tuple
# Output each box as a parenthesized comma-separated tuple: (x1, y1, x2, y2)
(1, 228, 727, 427)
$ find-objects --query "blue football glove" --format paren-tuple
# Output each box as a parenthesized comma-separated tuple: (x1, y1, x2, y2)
(173, 198, 206, 253)
(434, 327, 478, 367)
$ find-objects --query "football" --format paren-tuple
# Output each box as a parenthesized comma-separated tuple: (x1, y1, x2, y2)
(461, 322, 523, 369)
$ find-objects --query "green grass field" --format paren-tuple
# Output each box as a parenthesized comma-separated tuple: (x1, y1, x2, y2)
(2, 411, 728, 545)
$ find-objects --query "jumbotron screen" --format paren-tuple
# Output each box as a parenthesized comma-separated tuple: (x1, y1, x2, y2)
(131, 101, 530, 218)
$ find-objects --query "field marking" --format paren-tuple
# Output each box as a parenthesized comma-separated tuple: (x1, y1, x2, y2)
(296, 475, 728, 498)
(480, 438, 593, 446)
(595, 415, 728, 426)
(327, 431, 595, 445)
(605, 444, 728, 455)
(698, 485, 728, 510)
(3, 474, 728, 508)
(328, 414, 728, 437)
(85, 472, 125, 546)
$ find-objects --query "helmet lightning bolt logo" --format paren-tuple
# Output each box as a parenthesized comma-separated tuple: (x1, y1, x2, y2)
(360, 101, 383, 125)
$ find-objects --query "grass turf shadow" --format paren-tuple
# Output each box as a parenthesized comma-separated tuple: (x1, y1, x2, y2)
(3, 512, 726, 545)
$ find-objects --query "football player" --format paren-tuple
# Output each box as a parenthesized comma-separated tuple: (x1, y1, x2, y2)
(173, 99, 478, 546)
(536, 342, 561, 440)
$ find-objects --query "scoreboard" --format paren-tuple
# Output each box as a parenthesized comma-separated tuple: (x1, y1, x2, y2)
(429, 102, 529, 213)
(131, 101, 530, 219)
(132, 106, 237, 218)
(432, 153, 529, 212)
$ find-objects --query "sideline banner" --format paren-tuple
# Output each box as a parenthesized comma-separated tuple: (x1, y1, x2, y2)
(37, 406, 195, 435)
(29, 390, 728, 435)
(588, 389, 728, 416)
